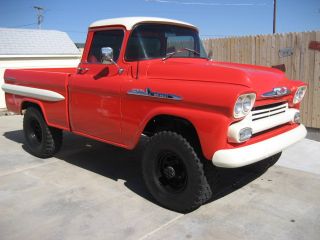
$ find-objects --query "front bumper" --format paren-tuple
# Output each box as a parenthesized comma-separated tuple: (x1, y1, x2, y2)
(211, 124, 307, 168)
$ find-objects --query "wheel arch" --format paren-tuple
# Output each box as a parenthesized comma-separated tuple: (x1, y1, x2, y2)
(131, 107, 231, 161)
(21, 100, 49, 124)
(142, 114, 203, 158)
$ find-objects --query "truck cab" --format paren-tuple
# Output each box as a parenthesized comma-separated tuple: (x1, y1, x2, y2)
(70, 18, 208, 144)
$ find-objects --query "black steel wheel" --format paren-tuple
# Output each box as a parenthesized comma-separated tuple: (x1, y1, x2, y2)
(26, 118, 43, 148)
(142, 131, 212, 213)
(23, 107, 63, 158)
(157, 150, 188, 193)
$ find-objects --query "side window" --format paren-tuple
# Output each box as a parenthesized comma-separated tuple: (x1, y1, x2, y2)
(87, 30, 124, 64)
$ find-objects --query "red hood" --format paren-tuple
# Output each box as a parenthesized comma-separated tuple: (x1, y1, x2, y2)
(146, 59, 294, 99)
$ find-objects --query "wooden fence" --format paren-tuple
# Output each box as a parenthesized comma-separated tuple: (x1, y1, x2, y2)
(202, 31, 320, 129)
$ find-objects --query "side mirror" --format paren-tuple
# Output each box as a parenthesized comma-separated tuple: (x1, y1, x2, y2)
(101, 47, 114, 63)
(100, 47, 124, 74)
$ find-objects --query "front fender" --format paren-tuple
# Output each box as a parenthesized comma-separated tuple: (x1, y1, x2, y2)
(123, 105, 231, 160)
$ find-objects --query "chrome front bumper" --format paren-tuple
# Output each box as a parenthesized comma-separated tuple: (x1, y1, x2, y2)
(211, 124, 307, 168)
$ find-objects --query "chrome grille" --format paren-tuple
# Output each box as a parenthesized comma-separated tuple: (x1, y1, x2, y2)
(251, 102, 288, 121)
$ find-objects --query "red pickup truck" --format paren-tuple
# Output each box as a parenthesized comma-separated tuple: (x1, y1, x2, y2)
(2, 17, 307, 212)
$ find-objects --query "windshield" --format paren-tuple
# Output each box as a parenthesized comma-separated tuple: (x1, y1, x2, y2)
(125, 24, 207, 61)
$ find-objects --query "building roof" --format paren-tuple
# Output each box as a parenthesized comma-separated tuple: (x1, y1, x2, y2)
(75, 43, 85, 49)
(90, 17, 197, 30)
(0, 28, 80, 56)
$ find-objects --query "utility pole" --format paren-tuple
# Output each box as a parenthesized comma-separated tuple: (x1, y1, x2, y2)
(273, 0, 277, 34)
(34, 6, 44, 29)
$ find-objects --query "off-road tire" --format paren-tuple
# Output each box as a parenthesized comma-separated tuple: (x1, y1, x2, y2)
(201, 158, 220, 198)
(23, 107, 63, 158)
(142, 131, 212, 213)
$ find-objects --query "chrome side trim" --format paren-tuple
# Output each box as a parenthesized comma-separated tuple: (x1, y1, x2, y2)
(127, 88, 182, 101)
(1, 84, 65, 102)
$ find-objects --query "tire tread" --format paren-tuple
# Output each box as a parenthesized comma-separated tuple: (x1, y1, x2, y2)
(143, 131, 213, 212)
(23, 107, 62, 158)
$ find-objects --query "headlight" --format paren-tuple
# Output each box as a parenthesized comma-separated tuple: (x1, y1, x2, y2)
(233, 93, 256, 118)
(293, 86, 307, 104)
(242, 96, 252, 112)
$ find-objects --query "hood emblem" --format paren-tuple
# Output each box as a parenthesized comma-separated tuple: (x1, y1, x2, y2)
(261, 87, 290, 98)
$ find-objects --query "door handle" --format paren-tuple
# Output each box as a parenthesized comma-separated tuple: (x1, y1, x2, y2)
(77, 67, 89, 74)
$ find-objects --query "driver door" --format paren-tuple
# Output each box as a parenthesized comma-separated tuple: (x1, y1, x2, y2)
(69, 29, 125, 144)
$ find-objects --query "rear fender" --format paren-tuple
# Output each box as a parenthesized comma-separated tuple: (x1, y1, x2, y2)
(20, 98, 48, 120)
(19, 98, 69, 130)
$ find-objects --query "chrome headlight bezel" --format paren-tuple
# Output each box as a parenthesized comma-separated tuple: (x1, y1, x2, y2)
(293, 86, 307, 104)
(233, 93, 256, 119)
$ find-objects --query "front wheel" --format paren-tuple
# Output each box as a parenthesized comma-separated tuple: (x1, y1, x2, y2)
(23, 107, 63, 158)
(142, 131, 212, 213)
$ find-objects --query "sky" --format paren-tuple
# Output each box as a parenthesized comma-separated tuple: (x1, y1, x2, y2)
(0, 0, 319, 43)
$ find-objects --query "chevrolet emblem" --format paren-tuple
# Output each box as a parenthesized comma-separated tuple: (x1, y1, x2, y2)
(261, 87, 290, 98)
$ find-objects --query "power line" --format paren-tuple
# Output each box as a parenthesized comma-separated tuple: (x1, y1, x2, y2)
(64, 30, 87, 33)
(9, 23, 37, 28)
(145, 0, 268, 6)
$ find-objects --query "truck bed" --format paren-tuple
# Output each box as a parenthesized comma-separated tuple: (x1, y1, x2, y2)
(3, 67, 75, 130)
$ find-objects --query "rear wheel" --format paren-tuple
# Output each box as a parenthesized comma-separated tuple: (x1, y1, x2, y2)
(142, 131, 213, 213)
(23, 107, 62, 158)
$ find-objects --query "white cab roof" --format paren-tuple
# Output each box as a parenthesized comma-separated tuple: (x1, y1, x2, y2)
(90, 17, 197, 30)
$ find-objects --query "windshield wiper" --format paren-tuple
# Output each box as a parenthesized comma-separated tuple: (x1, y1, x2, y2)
(183, 48, 200, 56)
(162, 48, 200, 61)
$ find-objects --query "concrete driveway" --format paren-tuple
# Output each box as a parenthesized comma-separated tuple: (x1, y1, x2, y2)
(0, 115, 319, 240)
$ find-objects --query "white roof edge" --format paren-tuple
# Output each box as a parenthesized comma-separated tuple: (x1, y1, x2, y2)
(89, 17, 197, 30)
